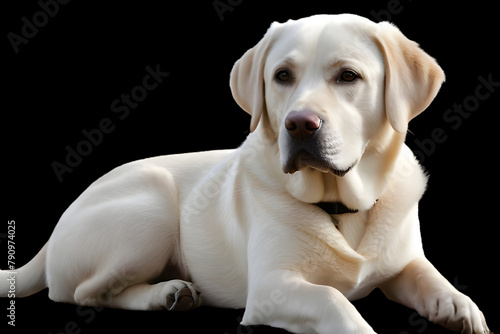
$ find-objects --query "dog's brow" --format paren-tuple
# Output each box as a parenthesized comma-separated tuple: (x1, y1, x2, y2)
(275, 55, 298, 69)
(325, 57, 364, 77)
(326, 57, 352, 69)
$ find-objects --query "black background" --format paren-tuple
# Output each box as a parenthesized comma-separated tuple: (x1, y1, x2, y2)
(3, 0, 499, 333)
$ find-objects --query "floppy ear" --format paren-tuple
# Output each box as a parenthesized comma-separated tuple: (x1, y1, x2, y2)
(374, 22, 445, 134)
(230, 22, 283, 132)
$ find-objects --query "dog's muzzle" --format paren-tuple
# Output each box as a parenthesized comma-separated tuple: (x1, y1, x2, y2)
(282, 110, 352, 177)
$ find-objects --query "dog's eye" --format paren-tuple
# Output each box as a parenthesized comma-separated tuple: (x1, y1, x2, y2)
(275, 70, 291, 83)
(338, 70, 358, 83)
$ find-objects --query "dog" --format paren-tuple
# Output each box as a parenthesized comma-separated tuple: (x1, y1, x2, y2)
(1, 14, 491, 334)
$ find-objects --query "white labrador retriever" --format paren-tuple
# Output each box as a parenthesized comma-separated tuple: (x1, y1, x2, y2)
(1, 14, 491, 334)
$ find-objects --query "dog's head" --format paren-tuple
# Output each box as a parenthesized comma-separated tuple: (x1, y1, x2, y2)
(230, 14, 444, 207)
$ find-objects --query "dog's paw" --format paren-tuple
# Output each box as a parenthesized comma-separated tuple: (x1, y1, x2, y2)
(419, 291, 490, 334)
(158, 280, 202, 311)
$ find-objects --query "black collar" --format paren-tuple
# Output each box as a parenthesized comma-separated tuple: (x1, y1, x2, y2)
(314, 202, 359, 215)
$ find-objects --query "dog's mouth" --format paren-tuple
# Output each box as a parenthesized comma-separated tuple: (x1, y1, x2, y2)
(283, 150, 354, 177)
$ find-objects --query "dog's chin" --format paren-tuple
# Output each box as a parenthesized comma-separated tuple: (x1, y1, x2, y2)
(283, 152, 355, 177)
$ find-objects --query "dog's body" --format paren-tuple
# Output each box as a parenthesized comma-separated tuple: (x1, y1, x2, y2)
(1, 14, 490, 333)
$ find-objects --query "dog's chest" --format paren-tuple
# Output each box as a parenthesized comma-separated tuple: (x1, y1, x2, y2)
(320, 207, 369, 251)
(305, 209, 409, 299)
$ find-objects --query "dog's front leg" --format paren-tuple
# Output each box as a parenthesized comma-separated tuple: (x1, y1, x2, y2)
(241, 271, 375, 334)
(380, 257, 490, 333)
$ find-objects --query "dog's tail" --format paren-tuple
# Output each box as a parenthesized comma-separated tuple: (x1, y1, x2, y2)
(0, 242, 48, 298)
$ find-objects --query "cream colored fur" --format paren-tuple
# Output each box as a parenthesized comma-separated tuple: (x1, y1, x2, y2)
(1, 14, 490, 334)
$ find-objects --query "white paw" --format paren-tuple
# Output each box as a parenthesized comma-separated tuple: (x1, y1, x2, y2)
(156, 280, 203, 311)
(419, 291, 490, 334)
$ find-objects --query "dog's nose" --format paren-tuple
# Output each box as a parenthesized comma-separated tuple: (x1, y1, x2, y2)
(285, 110, 321, 140)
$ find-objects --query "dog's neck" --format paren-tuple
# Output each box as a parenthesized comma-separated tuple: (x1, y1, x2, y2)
(249, 121, 405, 211)
(286, 125, 404, 210)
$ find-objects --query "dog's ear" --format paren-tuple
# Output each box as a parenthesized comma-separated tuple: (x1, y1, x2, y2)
(230, 22, 283, 133)
(374, 22, 445, 134)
